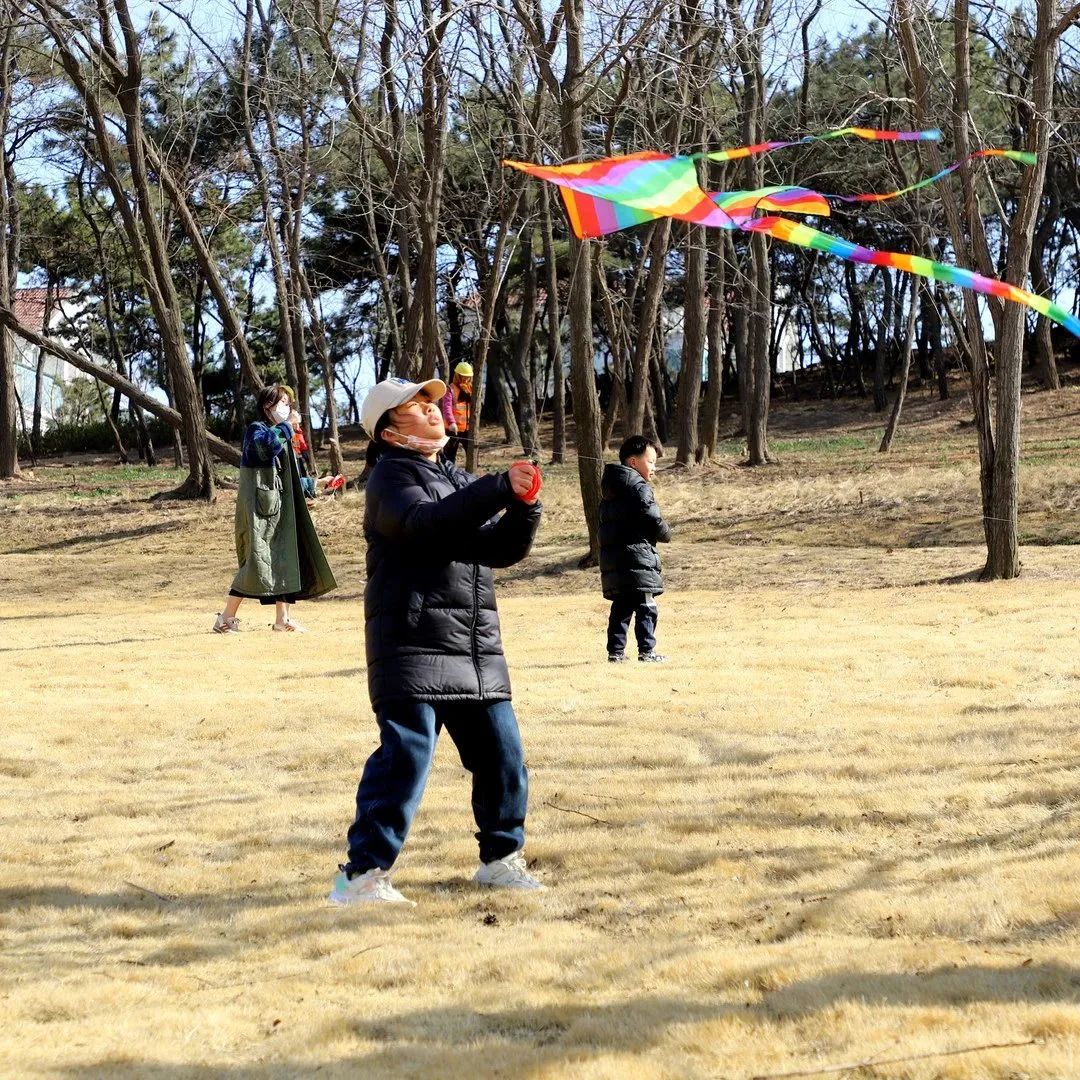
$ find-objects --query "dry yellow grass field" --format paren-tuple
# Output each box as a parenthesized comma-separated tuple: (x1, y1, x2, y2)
(2, 387, 1079, 1078)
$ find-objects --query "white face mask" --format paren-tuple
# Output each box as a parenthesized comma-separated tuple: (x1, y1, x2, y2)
(272, 402, 291, 423)
(388, 429, 449, 454)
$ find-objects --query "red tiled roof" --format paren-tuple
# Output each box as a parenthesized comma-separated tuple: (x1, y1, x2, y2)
(12, 287, 75, 331)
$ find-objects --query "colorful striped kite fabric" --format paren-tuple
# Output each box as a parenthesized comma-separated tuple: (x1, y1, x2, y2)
(503, 128, 1080, 338)
(501, 154, 832, 236)
(503, 152, 725, 235)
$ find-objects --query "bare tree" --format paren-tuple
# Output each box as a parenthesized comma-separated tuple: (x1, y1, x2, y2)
(511, 0, 667, 562)
(0, 304, 241, 464)
(0, 4, 22, 478)
(897, 0, 1074, 578)
(24, 0, 217, 497)
(727, 0, 774, 466)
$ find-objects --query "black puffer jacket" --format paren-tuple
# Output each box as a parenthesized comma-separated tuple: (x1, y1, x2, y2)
(363, 447, 542, 709)
(598, 463, 672, 600)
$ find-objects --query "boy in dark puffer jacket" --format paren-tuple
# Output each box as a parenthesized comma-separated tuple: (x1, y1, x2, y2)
(599, 435, 672, 663)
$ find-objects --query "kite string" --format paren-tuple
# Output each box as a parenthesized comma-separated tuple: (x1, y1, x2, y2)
(447, 433, 1032, 529)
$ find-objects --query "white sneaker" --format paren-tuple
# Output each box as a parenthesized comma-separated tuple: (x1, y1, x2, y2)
(212, 613, 240, 634)
(474, 850, 544, 890)
(328, 868, 415, 906)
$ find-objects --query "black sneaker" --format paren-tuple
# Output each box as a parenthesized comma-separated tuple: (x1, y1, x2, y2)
(638, 653, 667, 663)
(608, 654, 627, 663)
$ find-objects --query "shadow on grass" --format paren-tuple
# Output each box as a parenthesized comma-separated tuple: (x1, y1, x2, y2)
(0, 883, 300, 917)
(52, 966, 1080, 1077)
(53, 998, 735, 1078)
(312, 668, 367, 679)
(0, 610, 79, 621)
(12, 519, 188, 555)
(0, 631, 206, 653)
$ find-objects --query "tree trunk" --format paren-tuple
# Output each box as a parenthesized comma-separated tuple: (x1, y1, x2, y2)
(300, 282, 346, 476)
(540, 184, 566, 465)
(746, 231, 772, 463)
(463, 200, 523, 472)
(927, 284, 949, 401)
(628, 220, 671, 434)
(595, 254, 628, 449)
(31, 277, 56, 456)
(508, 220, 541, 455)
(491, 354, 522, 447)
(412, 0, 452, 380)
(676, 222, 706, 464)
(1029, 162, 1061, 391)
(879, 281, 921, 452)
(697, 229, 726, 462)
(733, 302, 751, 437)
(728, 0, 774, 465)
(873, 268, 893, 412)
(0, 19, 20, 479)
(94, 377, 130, 463)
(560, 0, 604, 564)
(984, 0, 1057, 579)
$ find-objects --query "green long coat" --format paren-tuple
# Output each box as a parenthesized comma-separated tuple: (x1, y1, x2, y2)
(231, 442, 337, 600)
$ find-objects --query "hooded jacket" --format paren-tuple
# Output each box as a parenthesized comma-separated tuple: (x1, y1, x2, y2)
(363, 447, 542, 709)
(231, 421, 337, 600)
(598, 463, 672, 600)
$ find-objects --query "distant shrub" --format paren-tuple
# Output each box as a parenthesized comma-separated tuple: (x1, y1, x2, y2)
(19, 416, 238, 458)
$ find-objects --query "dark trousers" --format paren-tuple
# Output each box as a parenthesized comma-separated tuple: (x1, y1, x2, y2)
(344, 700, 528, 874)
(606, 591, 658, 656)
(228, 588, 300, 606)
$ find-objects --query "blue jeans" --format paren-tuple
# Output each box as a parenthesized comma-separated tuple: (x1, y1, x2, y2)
(344, 700, 528, 873)
(607, 591, 658, 656)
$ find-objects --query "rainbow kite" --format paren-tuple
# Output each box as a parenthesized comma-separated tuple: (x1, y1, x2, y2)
(504, 129, 1080, 338)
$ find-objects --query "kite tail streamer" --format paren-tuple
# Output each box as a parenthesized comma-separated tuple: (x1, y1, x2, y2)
(828, 148, 1037, 204)
(744, 215, 1080, 338)
(700, 126, 942, 162)
(505, 136, 1079, 338)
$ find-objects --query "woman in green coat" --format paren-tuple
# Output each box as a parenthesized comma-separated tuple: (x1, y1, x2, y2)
(212, 385, 337, 634)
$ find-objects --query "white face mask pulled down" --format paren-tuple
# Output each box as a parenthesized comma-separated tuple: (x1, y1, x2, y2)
(272, 402, 292, 424)
(388, 429, 449, 454)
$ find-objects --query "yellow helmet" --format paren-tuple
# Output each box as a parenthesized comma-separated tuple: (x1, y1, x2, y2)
(454, 362, 474, 379)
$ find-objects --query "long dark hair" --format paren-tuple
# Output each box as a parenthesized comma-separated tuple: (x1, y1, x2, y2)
(257, 384, 286, 421)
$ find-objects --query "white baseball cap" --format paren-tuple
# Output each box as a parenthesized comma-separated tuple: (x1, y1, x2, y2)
(361, 377, 447, 437)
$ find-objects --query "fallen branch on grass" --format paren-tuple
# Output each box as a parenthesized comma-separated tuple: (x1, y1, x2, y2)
(749, 1037, 1039, 1079)
(543, 800, 613, 826)
(122, 880, 174, 904)
(0, 307, 242, 467)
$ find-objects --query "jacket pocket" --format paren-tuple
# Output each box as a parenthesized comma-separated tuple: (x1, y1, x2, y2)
(255, 486, 281, 517)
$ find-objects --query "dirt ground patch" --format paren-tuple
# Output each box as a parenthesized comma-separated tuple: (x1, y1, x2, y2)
(1, 388, 1078, 1078)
